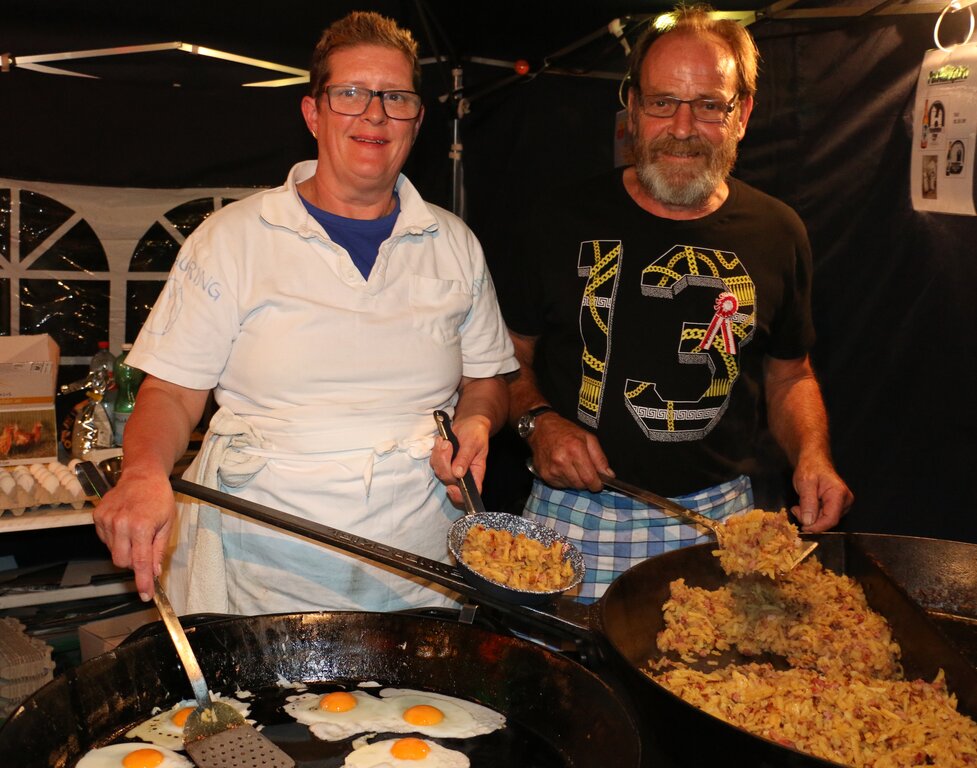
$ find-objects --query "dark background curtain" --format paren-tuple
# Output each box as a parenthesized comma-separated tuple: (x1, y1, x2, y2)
(1, 1, 974, 543)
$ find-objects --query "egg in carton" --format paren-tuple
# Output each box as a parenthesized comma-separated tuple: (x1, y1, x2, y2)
(10, 465, 44, 509)
(0, 467, 32, 516)
(48, 461, 88, 509)
(27, 463, 62, 506)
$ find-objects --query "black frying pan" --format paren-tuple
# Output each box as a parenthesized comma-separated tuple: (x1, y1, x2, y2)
(596, 532, 977, 768)
(0, 612, 642, 768)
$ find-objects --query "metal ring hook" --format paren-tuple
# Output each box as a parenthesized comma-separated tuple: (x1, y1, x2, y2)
(934, 0, 975, 52)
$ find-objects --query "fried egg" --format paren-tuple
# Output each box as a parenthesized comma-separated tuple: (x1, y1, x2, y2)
(380, 689, 506, 739)
(75, 742, 192, 768)
(284, 687, 505, 742)
(125, 696, 251, 750)
(342, 737, 469, 768)
(283, 689, 397, 740)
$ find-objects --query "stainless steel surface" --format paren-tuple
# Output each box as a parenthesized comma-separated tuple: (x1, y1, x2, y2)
(74, 459, 111, 499)
(97, 454, 122, 485)
(151, 579, 277, 761)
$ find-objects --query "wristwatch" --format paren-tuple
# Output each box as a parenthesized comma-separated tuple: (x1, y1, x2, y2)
(516, 405, 555, 440)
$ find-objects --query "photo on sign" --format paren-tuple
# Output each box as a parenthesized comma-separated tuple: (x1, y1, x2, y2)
(922, 155, 939, 199)
(947, 139, 966, 175)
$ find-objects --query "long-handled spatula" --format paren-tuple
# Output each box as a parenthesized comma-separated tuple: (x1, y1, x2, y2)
(75, 460, 295, 768)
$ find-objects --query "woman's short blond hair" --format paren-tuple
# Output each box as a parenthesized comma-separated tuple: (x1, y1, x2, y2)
(308, 11, 421, 100)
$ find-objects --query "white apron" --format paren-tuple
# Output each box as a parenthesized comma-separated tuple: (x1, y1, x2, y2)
(162, 407, 462, 616)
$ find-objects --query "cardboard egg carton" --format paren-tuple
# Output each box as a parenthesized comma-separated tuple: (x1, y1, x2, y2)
(0, 617, 54, 716)
(0, 461, 88, 517)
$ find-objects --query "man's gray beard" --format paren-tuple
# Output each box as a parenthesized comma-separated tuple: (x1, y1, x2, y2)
(633, 134, 738, 208)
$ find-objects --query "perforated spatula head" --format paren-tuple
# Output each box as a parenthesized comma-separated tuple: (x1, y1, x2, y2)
(184, 717, 296, 768)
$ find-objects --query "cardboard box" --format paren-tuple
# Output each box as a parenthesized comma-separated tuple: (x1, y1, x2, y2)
(0, 334, 59, 466)
(78, 607, 160, 662)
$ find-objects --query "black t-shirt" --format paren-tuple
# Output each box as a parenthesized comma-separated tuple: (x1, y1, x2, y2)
(500, 170, 815, 496)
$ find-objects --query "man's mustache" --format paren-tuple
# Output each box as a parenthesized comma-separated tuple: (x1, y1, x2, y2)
(647, 136, 712, 158)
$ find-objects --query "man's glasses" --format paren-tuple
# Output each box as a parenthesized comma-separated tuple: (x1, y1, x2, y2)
(636, 94, 737, 123)
(323, 85, 422, 120)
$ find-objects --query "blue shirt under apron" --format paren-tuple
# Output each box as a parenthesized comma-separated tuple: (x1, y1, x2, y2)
(301, 195, 400, 279)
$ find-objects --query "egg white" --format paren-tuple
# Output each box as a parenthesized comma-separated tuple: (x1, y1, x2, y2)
(342, 738, 470, 768)
(125, 695, 251, 750)
(284, 690, 399, 741)
(286, 687, 506, 743)
(75, 742, 193, 768)
(380, 689, 506, 739)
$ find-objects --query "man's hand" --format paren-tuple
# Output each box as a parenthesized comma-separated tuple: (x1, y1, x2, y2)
(790, 452, 854, 532)
(528, 411, 611, 492)
(764, 355, 852, 532)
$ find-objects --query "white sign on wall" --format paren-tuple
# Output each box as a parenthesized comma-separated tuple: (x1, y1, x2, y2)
(911, 41, 977, 215)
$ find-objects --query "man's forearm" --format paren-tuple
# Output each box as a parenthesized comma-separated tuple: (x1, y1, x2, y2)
(507, 331, 549, 428)
(765, 357, 833, 466)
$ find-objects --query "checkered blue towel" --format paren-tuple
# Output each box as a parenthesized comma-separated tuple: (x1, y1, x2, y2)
(524, 475, 753, 603)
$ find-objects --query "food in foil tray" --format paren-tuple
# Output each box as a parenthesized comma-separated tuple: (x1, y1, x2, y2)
(460, 524, 574, 592)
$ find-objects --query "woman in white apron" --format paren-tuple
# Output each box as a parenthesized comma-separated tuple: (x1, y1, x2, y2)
(92, 11, 517, 615)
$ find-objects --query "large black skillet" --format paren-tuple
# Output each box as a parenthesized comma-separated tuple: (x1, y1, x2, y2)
(0, 464, 642, 767)
(0, 611, 642, 768)
(600, 531, 977, 768)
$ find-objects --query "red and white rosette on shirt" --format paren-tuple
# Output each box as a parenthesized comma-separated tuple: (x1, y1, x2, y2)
(698, 291, 739, 354)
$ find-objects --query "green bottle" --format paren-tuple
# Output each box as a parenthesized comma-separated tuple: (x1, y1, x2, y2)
(112, 343, 145, 447)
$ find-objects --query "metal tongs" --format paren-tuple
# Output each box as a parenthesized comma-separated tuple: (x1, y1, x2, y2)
(433, 409, 486, 515)
(598, 472, 818, 573)
(74, 460, 295, 768)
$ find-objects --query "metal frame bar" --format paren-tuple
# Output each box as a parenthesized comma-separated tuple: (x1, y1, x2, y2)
(5, 41, 309, 87)
(757, 0, 975, 20)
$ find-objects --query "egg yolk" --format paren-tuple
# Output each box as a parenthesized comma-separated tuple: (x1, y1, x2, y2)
(171, 706, 193, 728)
(121, 747, 165, 768)
(390, 737, 431, 760)
(403, 704, 444, 726)
(319, 691, 357, 712)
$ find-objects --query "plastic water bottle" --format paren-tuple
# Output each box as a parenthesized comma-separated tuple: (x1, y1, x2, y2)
(90, 341, 115, 383)
(112, 344, 144, 447)
(90, 340, 116, 421)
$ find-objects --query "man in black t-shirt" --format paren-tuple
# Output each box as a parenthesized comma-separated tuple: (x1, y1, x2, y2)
(501, 5, 853, 601)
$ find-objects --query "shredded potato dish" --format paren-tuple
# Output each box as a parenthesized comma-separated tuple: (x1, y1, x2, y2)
(716, 509, 804, 578)
(648, 558, 977, 767)
(460, 524, 573, 591)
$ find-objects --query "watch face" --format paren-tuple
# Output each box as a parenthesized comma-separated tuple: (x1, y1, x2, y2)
(517, 413, 534, 439)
